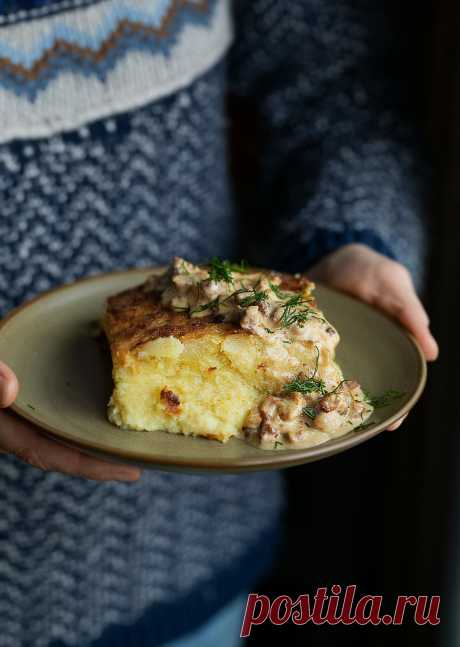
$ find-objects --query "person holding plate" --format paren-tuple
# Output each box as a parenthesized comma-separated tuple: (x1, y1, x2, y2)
(0, 1, 437, 646)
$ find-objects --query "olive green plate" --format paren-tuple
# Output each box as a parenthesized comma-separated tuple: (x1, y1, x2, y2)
(0, 268, 426, 474)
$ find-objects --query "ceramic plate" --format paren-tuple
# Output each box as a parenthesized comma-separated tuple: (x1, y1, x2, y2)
(0, 268, 426, 473)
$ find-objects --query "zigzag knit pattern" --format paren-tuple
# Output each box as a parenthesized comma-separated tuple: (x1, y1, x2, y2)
(0, 64, 235, 312)
(0, 456, 282, 646)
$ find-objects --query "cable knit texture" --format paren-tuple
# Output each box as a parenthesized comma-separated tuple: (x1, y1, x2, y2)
(0, 1, 426, 646)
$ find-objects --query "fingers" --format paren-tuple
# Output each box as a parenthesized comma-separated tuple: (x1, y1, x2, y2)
(380, 292, 439, 362)
(0, 362, 141, 481)
(0, 361, 19, 408)
(399, 301, 438, 361)
(309, 248, 439, 363)
(386, 414, 408, 432)
(0, 410, 141, 482)
(370, 262, 439, 362)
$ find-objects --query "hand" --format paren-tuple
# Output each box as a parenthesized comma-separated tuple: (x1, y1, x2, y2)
(0, 360, 141, 481)
(307, 243, 439, 431)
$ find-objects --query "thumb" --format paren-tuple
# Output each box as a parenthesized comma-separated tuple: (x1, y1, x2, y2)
(0, 361, 19, 408)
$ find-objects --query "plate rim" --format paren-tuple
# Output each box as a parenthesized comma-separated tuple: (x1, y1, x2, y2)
(0, 267, 428, 472)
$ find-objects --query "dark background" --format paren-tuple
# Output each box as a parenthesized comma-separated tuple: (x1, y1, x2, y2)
(245, 1, 460, 645)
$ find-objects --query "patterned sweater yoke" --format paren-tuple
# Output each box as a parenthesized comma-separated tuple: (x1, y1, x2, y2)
(0, 0, 233, 140)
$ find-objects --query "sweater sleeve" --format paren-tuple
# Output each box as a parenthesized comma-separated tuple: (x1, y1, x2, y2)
(228, 0, 431, 290)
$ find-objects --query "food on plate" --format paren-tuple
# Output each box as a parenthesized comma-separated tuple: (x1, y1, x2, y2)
(102, 257, 374, 450)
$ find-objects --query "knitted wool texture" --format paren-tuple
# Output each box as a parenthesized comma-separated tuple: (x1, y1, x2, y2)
(0, 1, 426, 645)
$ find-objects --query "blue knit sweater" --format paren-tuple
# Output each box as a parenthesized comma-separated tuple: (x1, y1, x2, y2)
(0, 1, 426, 645)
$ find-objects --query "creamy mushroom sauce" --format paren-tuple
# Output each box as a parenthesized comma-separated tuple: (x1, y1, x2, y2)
(244, 380, 373, 450)
(145, 257, 373, 450)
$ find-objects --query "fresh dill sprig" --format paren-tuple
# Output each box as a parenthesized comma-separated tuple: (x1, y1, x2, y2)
(269, 282, 291, 300)
(238, 289, 268, 308)
(207, 258, 233, 283)
(283, 375, 327, 396)
(274, 441, 284, 449)
(207, 257, 248, 284)
(278, 294, 317, 328)
(311, 345, 320, 378)
(328, 379, 348, 395)
(220, 286, 268, 308)
(283, 346, 326, 395)
(190, 297, 220, 314)
(271, 281, 326, 330)
(364, 389, 405, 409)
(302, 406, 317, 420)
(218, 287, 249, 306)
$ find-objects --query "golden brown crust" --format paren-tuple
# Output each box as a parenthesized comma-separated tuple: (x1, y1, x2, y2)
(103, 270, 313, 361)
(103, 286, 239, 359)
